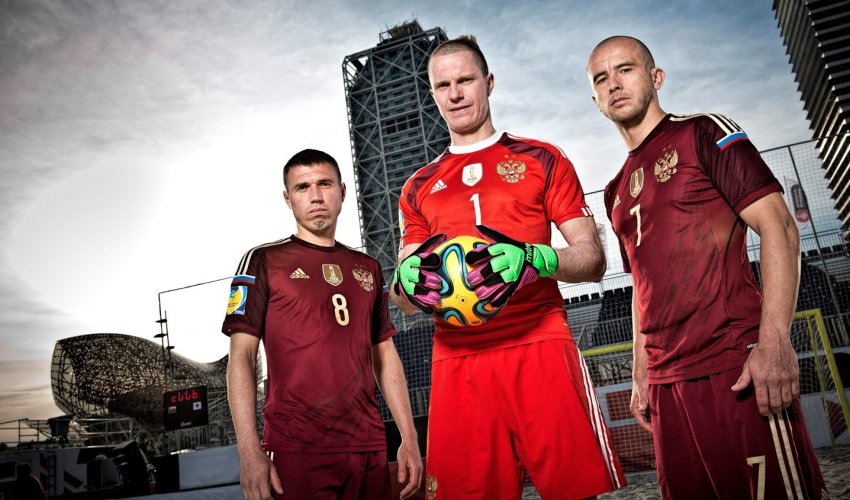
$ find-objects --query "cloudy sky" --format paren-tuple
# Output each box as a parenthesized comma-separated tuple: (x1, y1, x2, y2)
(0, 0, 813, 434)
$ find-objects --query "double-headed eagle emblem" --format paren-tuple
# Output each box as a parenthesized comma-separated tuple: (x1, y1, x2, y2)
(497, 156, 526, 184)
(352, 267, 374, 291)
(654, 149, 679, 182)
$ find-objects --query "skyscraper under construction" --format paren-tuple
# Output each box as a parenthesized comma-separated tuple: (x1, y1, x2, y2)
(343, 20, 450, 330)
(343, 21, 450, 423)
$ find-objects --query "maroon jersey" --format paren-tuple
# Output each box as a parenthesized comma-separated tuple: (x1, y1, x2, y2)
(221, 236, 395, 452)
(604, 114, 782, 383)
(399, 132, 593, 360)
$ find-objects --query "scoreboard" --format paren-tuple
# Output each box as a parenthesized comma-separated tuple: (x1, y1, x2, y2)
(163, 385, 208, 431)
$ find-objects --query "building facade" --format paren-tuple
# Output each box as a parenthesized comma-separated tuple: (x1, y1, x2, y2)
(343, 20, 450, 319)
(773, 0, 850, 236)
(343, 21, 450, 419)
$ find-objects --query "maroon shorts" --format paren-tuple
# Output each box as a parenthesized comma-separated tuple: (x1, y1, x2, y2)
(426, 339, 625, 499)
(268, 450, 390, 499)
(650, 367, 828, 499)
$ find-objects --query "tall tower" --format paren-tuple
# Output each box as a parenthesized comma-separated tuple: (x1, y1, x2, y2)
(343, 21, 450, 422)
(343, 20, 450, 329)
(773, 0, 850, 236)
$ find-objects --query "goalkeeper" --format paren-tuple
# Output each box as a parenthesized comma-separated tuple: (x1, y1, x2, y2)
(390, 35, 625, 499)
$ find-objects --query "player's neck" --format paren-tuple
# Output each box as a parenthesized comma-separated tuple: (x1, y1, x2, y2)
(295, 228, 337, 247)
(450, 121, 497, 147)
(619, 106, 666, 151)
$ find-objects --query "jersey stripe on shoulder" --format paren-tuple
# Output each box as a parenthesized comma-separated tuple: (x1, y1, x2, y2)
(670, 113, 748, 150)
(235, 238, 289, 276)
(505, 132, 569, 158)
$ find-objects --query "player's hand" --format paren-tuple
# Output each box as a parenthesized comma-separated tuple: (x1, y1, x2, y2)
(392, 234, 447, 314)
(465, 225, 559, 308)
(239, 446, 283, 500)
(731, 332, 800, 416)
(630, 373, 652, 433)
(395, 438, 423, 499)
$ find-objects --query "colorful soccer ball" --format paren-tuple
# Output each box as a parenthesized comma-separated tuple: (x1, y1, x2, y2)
(431, 235, 504, 327)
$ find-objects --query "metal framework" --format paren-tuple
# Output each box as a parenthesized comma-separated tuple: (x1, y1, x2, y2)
(342, 20, 451, 415)
(343, 20, 450, 327)
(51, 333, 228, 433)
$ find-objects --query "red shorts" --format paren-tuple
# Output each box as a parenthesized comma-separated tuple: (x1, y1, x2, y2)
(268, 450, 390, 499)
(426, 339, 626, 499)
(650, 367, 828, 499)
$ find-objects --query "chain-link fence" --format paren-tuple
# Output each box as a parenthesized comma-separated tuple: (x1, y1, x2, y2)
(562, 139, 850, 350)
(383, 139, 850, 428)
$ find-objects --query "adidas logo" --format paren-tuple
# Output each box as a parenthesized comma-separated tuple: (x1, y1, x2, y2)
(290, 268, 309, 279)
(430, 179, 447, 193)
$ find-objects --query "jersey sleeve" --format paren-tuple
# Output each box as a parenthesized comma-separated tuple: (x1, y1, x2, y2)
(695, 115, 782, 214)
(544, 148, 592, 227)
(221, 249, 268, 338)
(372, 262, 397, 345)
(398, 174, 431, 248)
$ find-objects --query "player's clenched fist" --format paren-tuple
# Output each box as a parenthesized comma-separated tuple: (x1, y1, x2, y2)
(392, 233, 447, 313)
(466, 225, 559, 308)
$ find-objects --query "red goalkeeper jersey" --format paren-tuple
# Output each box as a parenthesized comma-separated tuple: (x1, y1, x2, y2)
(399, 131, 593, 360)
(604, 114, 782, 384)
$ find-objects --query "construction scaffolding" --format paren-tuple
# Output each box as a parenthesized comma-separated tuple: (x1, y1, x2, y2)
(342, 20, 450, 332)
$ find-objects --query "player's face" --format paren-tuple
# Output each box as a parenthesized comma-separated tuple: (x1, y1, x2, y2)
(588, 39, 664, 128)
(284, 162, 345, 239)
(429, 50, 495, 146)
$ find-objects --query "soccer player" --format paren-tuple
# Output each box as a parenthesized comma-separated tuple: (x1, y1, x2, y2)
(223, 149, 422, 499)
(588, 36, 828, 498)
(391, 36, 625, 498)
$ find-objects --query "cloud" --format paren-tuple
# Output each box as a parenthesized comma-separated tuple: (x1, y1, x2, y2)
(0, 0, 817, 424)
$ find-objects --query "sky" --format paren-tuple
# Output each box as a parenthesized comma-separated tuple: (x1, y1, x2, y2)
(0, 0, 814, 435)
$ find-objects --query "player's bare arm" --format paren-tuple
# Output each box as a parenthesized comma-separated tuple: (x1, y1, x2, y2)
(553, 216, 606, 283)
(391, 243, 424, 315)
(732, 191, 801, 415)
(227, 333, 283, 500)
(629, 293, 652, 432)
(372, 338, 423, 498)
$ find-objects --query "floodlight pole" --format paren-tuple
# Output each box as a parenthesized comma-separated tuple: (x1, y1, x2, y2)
(156, 276, 233, 380)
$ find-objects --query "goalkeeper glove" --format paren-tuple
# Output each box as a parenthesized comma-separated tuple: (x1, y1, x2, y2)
(465, 225, 558, 308)
(392, 233, 447, 314)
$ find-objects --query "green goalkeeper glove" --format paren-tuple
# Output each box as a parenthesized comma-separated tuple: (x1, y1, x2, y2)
(465, 225, 558, 308)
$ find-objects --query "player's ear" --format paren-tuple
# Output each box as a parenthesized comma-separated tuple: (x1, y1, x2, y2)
(341, 183, 346, 202)
(652, 67, 665, 90)
(283, 190, 291, 209)
(486, 73, 494, 96)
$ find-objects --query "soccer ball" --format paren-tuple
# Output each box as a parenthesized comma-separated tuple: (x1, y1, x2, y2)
(431, 235, 504, 327)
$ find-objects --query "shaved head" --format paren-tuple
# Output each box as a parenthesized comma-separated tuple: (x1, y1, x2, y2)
(589, 36, 655, 71)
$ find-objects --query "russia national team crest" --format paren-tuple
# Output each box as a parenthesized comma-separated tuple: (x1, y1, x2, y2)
(497, 155, 526, 184)
(352, 267, 374, 291)
(654, 149, 679, 182)
(629, 167, 644, 197)
(462, 163, 482, 186)
(322, 264, 343, 286)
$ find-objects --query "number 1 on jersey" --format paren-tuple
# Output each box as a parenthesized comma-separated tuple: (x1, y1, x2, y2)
(470, 193, 482, 225)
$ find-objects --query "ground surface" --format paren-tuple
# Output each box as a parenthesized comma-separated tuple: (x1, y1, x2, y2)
(520, 446, 850, 499)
